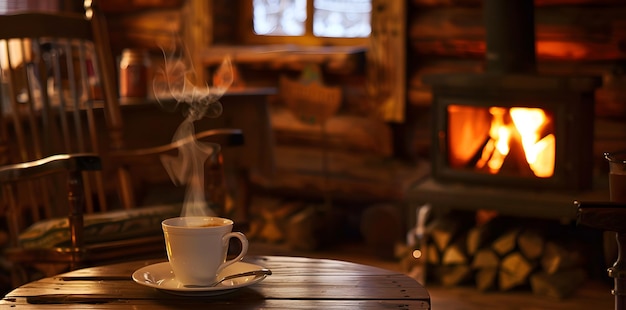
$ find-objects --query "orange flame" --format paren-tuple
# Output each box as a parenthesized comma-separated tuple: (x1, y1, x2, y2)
(510, 108, 555, 177)
(477, 107, 554, 178)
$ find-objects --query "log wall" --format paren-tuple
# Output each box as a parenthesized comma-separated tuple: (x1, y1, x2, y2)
(95, 0, 626, 201)
(97, 1, 406, 204)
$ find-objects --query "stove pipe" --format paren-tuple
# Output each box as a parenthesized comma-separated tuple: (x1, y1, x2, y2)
(484, 0, 536, 74)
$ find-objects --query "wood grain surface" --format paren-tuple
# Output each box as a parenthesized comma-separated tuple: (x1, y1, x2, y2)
(1, 255, 430, 309)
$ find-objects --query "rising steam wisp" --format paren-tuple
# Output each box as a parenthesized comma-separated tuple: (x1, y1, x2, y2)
(153, 42, 233, 217)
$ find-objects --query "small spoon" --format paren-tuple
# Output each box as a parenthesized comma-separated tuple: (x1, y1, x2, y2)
(184, 268, 272, 288)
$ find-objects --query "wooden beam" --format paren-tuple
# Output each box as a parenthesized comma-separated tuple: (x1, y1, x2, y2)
(182, 0, 213, 84)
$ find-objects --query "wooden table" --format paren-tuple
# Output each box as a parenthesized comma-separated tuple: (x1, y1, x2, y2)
(1, 256, 430, 309)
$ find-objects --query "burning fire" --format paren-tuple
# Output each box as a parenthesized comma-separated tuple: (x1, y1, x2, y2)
(450, 105, 555, 178)
(509, 108, 555, 178)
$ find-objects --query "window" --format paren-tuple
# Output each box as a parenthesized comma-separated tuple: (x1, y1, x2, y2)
(0, 0, 58, 14)
(245, 0, 371, 46)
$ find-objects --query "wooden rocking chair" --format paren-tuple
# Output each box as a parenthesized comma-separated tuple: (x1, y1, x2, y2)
(0, 2, 244, 288)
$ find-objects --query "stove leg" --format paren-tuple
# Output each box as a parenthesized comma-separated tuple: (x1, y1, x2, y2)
(609, 232, 626, 310)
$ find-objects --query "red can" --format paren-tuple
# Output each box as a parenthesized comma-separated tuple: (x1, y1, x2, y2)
(119, 48, 149, 99)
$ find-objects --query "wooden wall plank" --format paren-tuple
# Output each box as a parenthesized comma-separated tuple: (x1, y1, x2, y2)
(106, 9, 182, 55)
(411, 0, 624, 7)
(408, 6, 626, 61)
(101, 0, 183, 13)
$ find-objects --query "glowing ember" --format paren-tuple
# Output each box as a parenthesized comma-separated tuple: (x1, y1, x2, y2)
(412, 250, 422, 259)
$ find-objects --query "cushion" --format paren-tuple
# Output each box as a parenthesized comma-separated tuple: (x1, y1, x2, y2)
(18, 204, 182, 249)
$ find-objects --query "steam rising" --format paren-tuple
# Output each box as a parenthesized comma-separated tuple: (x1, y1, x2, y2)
(153, 42, 233, 217)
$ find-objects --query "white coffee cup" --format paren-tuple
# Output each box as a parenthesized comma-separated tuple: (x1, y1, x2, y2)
(162, 216, 249, 286)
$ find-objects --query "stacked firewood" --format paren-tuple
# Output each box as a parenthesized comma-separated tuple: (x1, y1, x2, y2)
(423, 212, 589, 299)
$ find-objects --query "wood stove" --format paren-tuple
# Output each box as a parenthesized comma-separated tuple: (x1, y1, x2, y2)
(426, 71, 599, 190)
(423, 0, 601, 192)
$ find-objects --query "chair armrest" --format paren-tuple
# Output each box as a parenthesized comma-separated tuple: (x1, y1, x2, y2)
(108, 128, 244, 159)
(0, 154, 101, 182)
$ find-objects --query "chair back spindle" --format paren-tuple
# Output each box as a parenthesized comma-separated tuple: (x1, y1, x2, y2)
(0, 14, 111, 219)
(0, 6, 246, 289)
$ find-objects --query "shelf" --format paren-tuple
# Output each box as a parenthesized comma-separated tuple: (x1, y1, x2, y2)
(200, 44, 367, 74)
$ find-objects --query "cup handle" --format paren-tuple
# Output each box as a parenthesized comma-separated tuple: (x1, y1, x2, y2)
(217, 232, 249, 274)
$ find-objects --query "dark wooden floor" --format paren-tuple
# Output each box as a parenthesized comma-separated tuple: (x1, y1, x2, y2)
(427, 282, 613, 310)
(249, 241, 614, 310)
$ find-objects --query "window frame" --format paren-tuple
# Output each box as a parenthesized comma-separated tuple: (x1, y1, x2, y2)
(240, 0, 370, 46)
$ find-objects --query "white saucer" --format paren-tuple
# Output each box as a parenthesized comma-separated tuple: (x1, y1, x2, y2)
(132, 261, 270, 296)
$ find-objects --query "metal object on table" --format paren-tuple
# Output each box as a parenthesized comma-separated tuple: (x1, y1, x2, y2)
(576, 201, 626, 310)
(184, 269, 272, 288)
